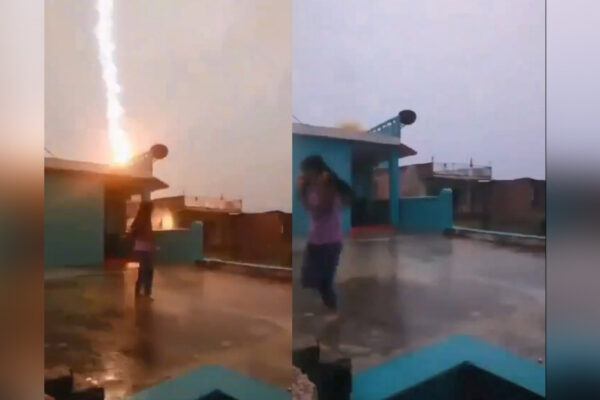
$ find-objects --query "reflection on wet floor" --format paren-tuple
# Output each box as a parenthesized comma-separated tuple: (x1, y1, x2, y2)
(293, 235, 545, 372)
(45, 265, 292, 399)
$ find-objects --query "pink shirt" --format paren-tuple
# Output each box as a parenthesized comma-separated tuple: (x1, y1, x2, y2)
(306, 186, 343, 244)
(134, 239, 154, 252)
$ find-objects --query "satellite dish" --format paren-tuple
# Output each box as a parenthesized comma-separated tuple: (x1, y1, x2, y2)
(398, 110, 417, 125)
(150, 144, 169, 159)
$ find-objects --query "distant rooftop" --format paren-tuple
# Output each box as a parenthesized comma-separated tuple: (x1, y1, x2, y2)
(150, 195, 243, 214)
(430, 162, 493, 180)
(377, 161, 494, 181)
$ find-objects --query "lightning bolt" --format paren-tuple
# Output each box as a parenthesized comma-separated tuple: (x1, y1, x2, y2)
(95, 0, 132, 164)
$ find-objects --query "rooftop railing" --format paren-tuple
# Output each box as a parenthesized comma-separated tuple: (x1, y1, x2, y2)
(183, 196, 243, 212)
(368, 116, 402, 137)
(432, 162, 492, 180)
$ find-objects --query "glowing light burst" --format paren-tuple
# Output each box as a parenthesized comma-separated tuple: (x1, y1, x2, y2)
(95, 0, 132, 164)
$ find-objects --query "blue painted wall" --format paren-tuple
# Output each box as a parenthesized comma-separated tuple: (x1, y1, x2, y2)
(399, 189, 453, 232)
(44, 172, 105, 267)
(292, 135, 352, 237)
(353, 335, 545, 400)
(154, 222, 204, 264)
(292, 133, 451, 236)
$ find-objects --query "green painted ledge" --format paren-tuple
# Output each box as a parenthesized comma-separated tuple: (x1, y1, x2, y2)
(127, 365, 290, 400)
(353, 335, 545, 400)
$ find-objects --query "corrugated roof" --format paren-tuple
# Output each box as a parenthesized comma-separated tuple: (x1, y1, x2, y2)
(293, 122, 417, 156)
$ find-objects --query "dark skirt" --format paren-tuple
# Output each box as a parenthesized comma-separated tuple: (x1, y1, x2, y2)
(301, 242, 342, 289)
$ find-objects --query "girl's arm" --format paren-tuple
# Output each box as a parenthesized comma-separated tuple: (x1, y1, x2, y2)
(308, 174, 336, 215)
(319, 179, 336, 211)
(297, 176, 311, 210)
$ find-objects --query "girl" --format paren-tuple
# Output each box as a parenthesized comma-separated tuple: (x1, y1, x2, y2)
(130, 201, 156, 298)
(298, 155, 353, 314)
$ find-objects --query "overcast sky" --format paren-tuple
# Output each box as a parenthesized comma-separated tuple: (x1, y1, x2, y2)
(45, 0, 291, 212)
(293, 0, 545, 179)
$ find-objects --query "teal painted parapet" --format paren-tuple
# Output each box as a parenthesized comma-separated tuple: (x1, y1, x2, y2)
(154, 222, 203, 264)
(399, 188, 453, 233)
(353, 335, 545, 400)
(127, 365, 290, 400)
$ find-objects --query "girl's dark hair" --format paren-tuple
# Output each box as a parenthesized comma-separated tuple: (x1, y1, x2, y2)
(301, 155, 354, 203)
(301, 155, 329, 175)
(131, 201, 153, 236)
(139, 201, 154, 215)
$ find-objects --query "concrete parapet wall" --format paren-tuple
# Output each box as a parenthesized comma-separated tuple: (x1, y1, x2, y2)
(399, 189, 454, 233)
(154, 222, 203, 264)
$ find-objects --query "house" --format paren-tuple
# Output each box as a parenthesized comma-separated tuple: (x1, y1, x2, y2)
(292, 118, 416, 236)
(293, 112, 454, 236)
(44, 157, 168, 268)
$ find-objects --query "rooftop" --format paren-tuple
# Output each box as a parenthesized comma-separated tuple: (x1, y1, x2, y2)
(45, 157, 169, 192)
(293, 234, 545, 373)
(430, 162, 493, 180)
(375, 161, 493, 181)
(45, 264, 292, 399)
(293, 122, 417, 157)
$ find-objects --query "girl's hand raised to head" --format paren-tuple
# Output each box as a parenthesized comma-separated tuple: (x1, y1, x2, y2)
(319, 171, 331, 183)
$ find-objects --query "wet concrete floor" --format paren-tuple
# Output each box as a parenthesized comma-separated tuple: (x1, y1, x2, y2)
(293, 235, 545, 372)
(45, 264, 292, 399)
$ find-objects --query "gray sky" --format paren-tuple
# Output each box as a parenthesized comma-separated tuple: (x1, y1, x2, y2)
(548, 0, 599, 171)
(45, 0, 291, 212)
(45, 0, 545, 214)
(293, 0, 545, 179)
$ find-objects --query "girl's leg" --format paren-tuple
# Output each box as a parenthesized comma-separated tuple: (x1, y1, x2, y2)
(302, 244, 318, 289)
(145, 256, 154, 296)
(141, 252, 154, 296)
(320, 272, 337, 310)
(135, 252, 143, 296)
(320, 243, 342, 310)
(135, 272, 142, 296)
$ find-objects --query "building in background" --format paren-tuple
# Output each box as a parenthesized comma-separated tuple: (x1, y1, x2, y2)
(127, 195, 291, 266)
(476, 178, 545, 234)
(127, 195, 243, 231)
(375, 161, 493, 214)
(376, 161, 545, 235)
